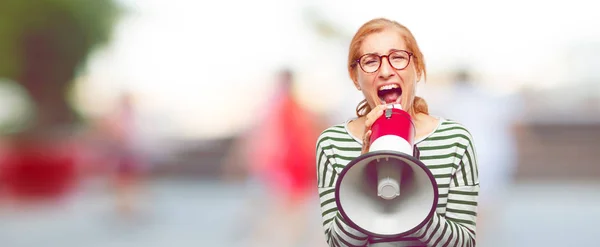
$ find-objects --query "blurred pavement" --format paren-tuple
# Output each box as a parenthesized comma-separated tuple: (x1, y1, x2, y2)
(1, 179, 598, 247)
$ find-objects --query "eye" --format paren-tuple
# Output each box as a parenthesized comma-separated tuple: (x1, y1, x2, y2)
(361, 55, 379, 65)
(390, 53, 408, 61)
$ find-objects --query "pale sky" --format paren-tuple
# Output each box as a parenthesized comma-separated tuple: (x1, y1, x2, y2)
(73, 0, 600, 140)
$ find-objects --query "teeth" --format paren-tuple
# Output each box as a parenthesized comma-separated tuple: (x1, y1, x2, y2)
(378, 84, 399, 91)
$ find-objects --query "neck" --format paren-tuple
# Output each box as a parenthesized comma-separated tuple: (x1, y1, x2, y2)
(411, 112, 427, 126)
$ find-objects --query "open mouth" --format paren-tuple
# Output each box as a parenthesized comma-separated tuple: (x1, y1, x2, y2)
(377, 83, 402, 104)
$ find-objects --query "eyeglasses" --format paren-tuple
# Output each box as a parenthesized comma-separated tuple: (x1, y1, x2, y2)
(354, 50, 414, 73)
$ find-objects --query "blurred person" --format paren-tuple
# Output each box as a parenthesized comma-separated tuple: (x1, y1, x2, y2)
(428, 69, 523, 242)
(223, 69, 323, 247)
(102, 91, 146, 218)
(316, 18, 479, 246)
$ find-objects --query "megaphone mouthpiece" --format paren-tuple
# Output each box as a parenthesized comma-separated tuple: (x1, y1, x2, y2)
(376, 159, 403, 200)
(378, 178, 400, 200)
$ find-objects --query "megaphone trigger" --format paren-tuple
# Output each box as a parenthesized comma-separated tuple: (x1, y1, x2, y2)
(385, 108, 393, 119)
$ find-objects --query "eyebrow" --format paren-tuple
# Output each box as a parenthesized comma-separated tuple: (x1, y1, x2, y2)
(365, 49, 404, 56)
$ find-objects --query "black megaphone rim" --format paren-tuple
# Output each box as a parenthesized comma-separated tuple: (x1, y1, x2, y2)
(334, 150, 440, 239)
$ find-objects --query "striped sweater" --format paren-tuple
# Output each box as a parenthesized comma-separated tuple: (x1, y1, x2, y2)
(316, 118, 479, 246)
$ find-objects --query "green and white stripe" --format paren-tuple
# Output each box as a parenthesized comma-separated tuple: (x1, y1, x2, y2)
(316, 119, 479, 247)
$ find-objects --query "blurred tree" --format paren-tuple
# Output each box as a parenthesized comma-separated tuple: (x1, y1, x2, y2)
(0, 0, 121, 137)
(0, 0, 121, 202)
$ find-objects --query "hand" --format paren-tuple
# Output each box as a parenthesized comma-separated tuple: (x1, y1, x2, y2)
(361, 104, 388, 154)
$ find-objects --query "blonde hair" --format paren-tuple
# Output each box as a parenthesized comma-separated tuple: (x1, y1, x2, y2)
(348, 18, 428, 117)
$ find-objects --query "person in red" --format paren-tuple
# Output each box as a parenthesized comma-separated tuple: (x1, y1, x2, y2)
(254, 69, 319, 203)
(224, 69, 324, 246)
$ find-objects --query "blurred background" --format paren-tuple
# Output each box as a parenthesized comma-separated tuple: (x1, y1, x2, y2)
(0, 0, 599, 246)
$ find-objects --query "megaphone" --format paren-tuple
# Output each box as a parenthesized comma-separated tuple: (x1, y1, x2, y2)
(335, 104, 439, 238)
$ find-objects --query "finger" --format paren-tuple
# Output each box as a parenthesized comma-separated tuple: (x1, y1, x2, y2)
(365, 117, 374, 129)
(366, 105, 385, 122)
(375, 104, 388, 113)
(365, 105, 386, 128)
(364, 129, 372, 143)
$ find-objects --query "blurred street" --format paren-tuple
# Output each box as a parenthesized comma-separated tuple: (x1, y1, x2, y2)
(1, 179, 599, 247)
(0, 178, 327, 247)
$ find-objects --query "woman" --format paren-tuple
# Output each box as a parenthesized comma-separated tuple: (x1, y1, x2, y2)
(224, 69, 323, 246)
(316, 18, 479, 246)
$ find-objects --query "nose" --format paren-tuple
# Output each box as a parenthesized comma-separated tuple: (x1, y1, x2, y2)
(378, 56, 395, 79)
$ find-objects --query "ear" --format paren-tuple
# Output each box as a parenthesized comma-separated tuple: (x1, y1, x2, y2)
(414, 67, 424, 83)
(414, 70, 419, 83)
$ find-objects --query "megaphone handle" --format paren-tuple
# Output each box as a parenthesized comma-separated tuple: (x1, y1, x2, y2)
(413, 146, 421, 159)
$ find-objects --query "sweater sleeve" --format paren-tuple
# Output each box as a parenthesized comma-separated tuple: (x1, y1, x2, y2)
(317, 139, 369, 247)
(410, 139, 480, 246)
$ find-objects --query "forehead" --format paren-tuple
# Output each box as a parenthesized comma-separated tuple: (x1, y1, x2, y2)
(360, 29, 407, 55)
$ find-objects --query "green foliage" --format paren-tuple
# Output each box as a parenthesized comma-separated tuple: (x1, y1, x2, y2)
(0, 0, 121, 80)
